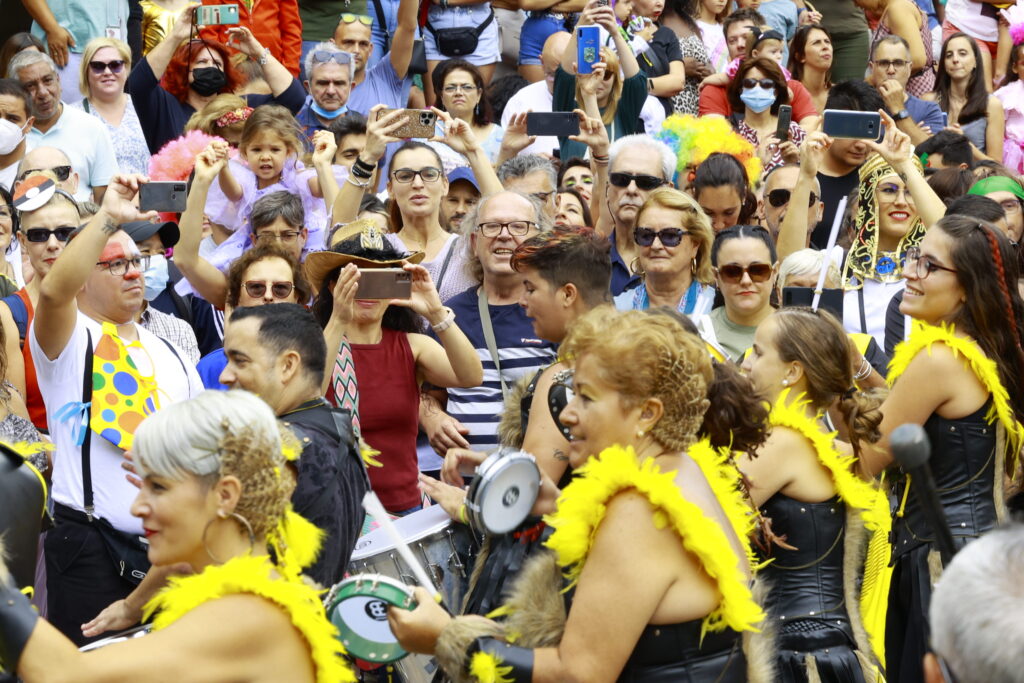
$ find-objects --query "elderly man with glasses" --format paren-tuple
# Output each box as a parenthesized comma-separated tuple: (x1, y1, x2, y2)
(869, 35, 945, 145)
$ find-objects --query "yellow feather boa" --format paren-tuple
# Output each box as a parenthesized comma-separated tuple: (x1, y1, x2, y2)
(543, 443, 764, 636)
(469, 651, 514, 683)
(888, 321, 1024, 477)
(142, 509, 353, 683)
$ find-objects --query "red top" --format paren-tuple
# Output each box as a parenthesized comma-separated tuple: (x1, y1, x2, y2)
(199, 0, 303, 77)
(698, 79, 818, 122)
(15, 290, 46, 432)
(350, 328, 421, 513)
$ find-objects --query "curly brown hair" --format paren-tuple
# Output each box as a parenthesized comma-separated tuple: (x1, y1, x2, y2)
(225, 243, 312, 309)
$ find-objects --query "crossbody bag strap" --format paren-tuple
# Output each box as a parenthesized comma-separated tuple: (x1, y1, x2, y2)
(434, 237, 457, 293)
(477, 286, 508, 399)
(370, 0, 391, 52)
(857, 287, 868, 335)
(82, 329, 95, 521)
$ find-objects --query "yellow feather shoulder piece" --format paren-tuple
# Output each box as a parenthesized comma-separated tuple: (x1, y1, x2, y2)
(888, 321, 1024, 476)
(769, 390, 886, 530)
(543, 444, 764, 635)
(688, 438, 759, 568)
(143, 554, 354, 683)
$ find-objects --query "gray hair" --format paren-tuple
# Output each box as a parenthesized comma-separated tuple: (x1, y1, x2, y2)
(496, 154, 557, 188)
(930, 525, 1024, 683)
(133, 390, 281, 481)
(871, 34, 910, 60)
(303, 41, 353, 84)
(250, 191, 304, 231)
(8, 49, 57, 80)
(608, 134, 675, 182)
(460, 190, 551, 284)
(777, 248, 840, 289)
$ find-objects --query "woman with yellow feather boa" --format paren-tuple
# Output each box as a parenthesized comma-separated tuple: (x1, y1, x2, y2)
(0, 390, 353, 682)
(741, 306, 887, 682)
(389, 307, 770, 682)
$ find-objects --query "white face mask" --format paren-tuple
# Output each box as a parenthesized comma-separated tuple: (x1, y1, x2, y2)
(0, 118, 27, 156)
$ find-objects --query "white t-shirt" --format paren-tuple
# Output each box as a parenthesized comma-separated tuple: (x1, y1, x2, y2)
(501, 81, 559, 157)
(0, 159, 18, 192)
(843, 278, 906, 349)
(30, 312, 201, 533)
(945, 0, 998, 43)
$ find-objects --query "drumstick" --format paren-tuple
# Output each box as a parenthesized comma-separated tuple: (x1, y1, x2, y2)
(361, 492, 443, 604)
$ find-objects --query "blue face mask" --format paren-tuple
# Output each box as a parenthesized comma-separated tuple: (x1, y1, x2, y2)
(144, 254, 169, 302)
(740, 86, 776, 114)
(310, 100, 348, 120)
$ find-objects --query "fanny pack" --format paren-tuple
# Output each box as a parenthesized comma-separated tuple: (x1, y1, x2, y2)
(427, 11, 494, 57)
(55, 504, 149, 585)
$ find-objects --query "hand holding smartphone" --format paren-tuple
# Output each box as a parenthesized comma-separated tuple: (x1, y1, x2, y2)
(577, 26, 600, 75)
(775, 104, 792, 143)
(822, 110, 883, 141)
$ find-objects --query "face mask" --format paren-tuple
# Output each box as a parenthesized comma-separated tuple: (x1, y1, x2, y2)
(740, 86, 776, 114)
(190, 67, 227, 97)
(0, 118, 26, 155)
(311, 100, 348, 120)
(143, 254, 169, 301)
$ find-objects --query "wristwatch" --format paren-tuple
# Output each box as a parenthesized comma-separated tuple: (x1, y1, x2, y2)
(894, 108, 911, 121)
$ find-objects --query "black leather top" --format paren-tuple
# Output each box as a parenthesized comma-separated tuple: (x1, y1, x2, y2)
(619, 620, 746, 682)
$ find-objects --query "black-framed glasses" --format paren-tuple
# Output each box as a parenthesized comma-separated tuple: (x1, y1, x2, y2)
(609, 172, 664, 191)
(97, 255, 150, 276)
(873, 59, 909, 69)
(255, 230, 302, 244)
(766, 189, 818, 208)
(634, 226, 689, 247)
(340, 13, 373, 25)
(478, 221, 536, 237)
(443, 83, 478, 93)
(25, 226, 75, 243)
(311, 50, 352, 66)
(88, 59, 126, 74)
(742, 77, 775, 89)
(904, 246, 957, 279)
(716, 262, 774, 283)
(392, 167, 442, 183)
(244, 280, 295, 299)
(16, 165, 72, 183)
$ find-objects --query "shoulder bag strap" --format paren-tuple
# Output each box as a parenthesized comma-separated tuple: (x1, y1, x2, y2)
(477, 286, 508, 399)
(370, 0, 391, 53)
(82, 329, 95, 521)
(434, 237, 457, 293)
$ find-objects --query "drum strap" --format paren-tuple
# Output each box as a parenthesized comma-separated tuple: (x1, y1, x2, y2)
(477, 287, 509, 399)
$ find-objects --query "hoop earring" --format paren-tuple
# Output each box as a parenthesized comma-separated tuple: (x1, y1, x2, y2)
(202, 510, 257, 564)
(630, 257, 646, 278)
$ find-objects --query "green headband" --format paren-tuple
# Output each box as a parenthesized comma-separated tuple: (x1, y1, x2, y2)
(968, 176, 1024, 201)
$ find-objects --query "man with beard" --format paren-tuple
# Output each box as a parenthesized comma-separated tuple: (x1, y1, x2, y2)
(444, 167, 481, 233)
(335, 0, 419, 115)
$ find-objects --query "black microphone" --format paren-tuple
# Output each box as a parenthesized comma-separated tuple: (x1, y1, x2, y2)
(890, 423, 958, 566)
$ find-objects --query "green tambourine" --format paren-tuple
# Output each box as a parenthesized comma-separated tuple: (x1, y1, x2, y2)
(327, 574, 418, 663)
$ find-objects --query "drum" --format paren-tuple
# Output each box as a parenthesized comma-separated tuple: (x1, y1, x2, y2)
(465, 449, 540, 535)
(79, 624, 152, 651)
(325, 574, 416, 664)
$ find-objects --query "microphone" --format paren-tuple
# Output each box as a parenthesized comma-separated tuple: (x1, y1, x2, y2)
(890, 423, 958, 566)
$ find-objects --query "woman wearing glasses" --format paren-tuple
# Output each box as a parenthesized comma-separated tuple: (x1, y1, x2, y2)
(613, 187, 717, 316)
(430, 59, 505, 167)
(726, 57, 805, 175)
(74, 38, 150, 176)
(860, 214, 1024, 682)
(694, 225, 778, 362)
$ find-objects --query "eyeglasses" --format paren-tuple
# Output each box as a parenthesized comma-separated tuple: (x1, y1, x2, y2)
(16, 165, 72, 183)
(311, 50, 352, 65)
(97, 255, 150, 277)
(873, 59, 909, 69)
(998, 198, 1023, 214)
(339, 13, 373, 25)
(255, 230, 302, 244)
(742, 77, 775, 89)
(609, 172, 664, 191)
(25, 226, 76, 243)
(478, 221, 536, 237)
(633, 226, 689, 247)
(716, 262, 774, 283)
(88, 59, 126, 74)
(392, 167, 442, 183)
(766, 189, 818, 208)
(443, 83, 478, 93)
(904, 246, 957, 279)
(244, 280, 295, 299)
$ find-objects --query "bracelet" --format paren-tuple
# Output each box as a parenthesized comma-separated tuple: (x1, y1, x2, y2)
(853, 357, 872, 381)
(257, 46, 270, 66)
(458, 503, 469, 525)
(352, 157, 377, 177)
(350, 164, 373, 180)
(347, 174, 371, 189)
(431, 307, 456, 333)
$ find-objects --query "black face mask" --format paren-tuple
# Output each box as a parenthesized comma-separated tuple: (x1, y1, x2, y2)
(190, 67, 226, 97)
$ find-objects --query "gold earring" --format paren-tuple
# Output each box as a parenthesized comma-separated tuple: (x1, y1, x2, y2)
(781, 379, 789, 387)
(637, 430, 645, 438)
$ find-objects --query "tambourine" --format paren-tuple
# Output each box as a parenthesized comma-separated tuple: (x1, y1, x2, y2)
(465, 449, 540, 535)
(326, 574, 417, 663)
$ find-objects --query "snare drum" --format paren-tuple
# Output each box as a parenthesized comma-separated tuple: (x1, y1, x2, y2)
(326, 574, 416, 664)
(465, 449, 540, 535)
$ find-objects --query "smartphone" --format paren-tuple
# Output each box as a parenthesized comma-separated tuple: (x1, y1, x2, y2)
(376, 108, 437, 139)
(782, 286, 844, 321)
(526, 112, 580, 137)
(195, 4, 240, 25)
(577, 26, 600, 75)
(822, 110, 882, 141)
(356, 268, 412, 300)
(594, 0, 610, 5)
(776, 104, 792, 143)
(138, 181, 187, 213)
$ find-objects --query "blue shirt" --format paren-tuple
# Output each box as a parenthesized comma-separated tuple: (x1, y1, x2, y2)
(905, 94, 945, 134)
(347, 54, 412, 116)
(196, 349, 228, 390)
(31, 0, 128, 54)
(758, 0, 799, 65)
(27, 105, 118, 200)
(609, 231, 641, 297)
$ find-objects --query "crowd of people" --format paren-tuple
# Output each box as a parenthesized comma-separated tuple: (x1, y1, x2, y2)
(1, 0, 1024, 681)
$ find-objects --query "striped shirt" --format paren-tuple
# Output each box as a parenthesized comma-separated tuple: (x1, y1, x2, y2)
(440, 287, 557, 451)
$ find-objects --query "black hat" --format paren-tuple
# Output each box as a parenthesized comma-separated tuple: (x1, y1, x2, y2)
(120, 220, 180, 249)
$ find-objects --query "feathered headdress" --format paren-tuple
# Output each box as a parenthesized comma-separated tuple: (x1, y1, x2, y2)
(148, 130, 225, 181)
(656, 114, 762, 187)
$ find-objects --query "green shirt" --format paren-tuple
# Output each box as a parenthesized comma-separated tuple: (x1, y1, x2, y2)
(708, 307, 757, 363)
(299, 0, 369, 41)
(552, 66, 648, 161)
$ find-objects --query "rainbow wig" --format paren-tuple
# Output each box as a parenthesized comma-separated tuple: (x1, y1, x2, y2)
(656, 115, 762, 187)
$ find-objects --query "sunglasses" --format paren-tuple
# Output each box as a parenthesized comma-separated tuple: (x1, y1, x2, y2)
(633, 226, 689, 247)
(742, 78, 775, 90)
(16, 165, 72, 183)
(609, 172, 664, 191)
(311, 50, 352, 65)
(716, 262, 774, 283)
(25, 226, 76, 243)
(766, 189, 818, 208)
(244, 280, 295, 299)
(88, 59, 126, 75)
(340, 13, 373, 25)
